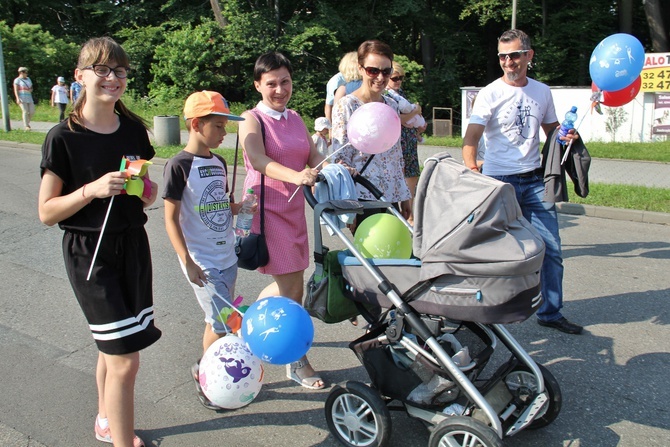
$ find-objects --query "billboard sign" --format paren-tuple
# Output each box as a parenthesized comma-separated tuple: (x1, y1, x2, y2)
(642, 53, 670, 92)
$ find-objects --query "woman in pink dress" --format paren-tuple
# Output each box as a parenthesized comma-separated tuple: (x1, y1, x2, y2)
(239, 52, 327, 390)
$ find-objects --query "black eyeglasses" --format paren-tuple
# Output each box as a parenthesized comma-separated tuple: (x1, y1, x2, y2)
(497, 50, 530, 61)
(82, 64, 130, 79)
(362, 66, 393, 78)
(389, 76, 404, 82)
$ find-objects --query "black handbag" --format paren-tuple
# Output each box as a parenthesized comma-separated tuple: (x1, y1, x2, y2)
(232, 114, 269, 270)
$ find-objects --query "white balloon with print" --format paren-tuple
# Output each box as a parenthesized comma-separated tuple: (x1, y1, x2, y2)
(198, 335, 264, 409)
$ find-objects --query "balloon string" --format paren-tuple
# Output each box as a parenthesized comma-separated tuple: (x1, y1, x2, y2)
(287, 143, 351, 202)
(201, 280, 246, 335)
(202, 281, 245, 317)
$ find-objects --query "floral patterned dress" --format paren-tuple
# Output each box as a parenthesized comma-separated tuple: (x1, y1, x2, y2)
(389, 88, 421, 178)
(331, 94, 411, 202)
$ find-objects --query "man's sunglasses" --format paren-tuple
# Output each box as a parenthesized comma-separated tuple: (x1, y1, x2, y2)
(497, 50, 530, 61)
(390, 76, 404, 82)
(362, 66, 393, 78)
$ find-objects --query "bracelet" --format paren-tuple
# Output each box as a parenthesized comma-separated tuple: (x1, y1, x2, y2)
(82, 183, 89, 202)
(468, 166, 479, 171)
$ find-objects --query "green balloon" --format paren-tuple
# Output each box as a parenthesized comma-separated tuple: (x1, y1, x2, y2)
(354, 213, 412, 259)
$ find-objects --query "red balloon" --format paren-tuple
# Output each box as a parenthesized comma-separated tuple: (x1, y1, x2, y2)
(592, 76, 641, 107)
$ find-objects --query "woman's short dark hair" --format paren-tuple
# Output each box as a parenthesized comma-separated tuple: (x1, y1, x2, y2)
(253, 52, 293, 82)
(357, 40, 394, 67)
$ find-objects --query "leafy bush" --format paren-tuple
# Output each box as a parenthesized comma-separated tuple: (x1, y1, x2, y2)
(1, 21, 79, 103)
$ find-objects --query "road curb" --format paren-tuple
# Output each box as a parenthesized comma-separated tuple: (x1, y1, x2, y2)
(557, 202, 670, 225)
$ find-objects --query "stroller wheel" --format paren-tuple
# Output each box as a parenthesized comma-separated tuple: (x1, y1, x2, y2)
(428, 416, 502, 447)
(325, 381, 391, 447)
(504, 363, 562, 429)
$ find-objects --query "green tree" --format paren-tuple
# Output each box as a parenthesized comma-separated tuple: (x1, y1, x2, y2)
(1, 21, 79, 103)
(148, 21, 230, 102)
(2, 0, 662, 129)
(116, 25, 166, 98)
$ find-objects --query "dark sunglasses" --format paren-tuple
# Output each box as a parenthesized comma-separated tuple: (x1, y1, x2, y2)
(497, 50, 530, 61)
(390, 76, 404, 82)
(362, 66, 393, 78)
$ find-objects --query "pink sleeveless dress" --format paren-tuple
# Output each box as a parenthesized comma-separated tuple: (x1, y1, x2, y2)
(243, 108, 311, 275)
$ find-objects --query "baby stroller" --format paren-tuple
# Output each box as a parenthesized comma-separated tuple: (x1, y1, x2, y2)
(303, 153, 562, 447)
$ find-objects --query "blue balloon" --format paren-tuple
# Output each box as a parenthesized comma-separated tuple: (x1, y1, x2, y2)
(590, 33, 645, 92)
(241, 296, 314, 365)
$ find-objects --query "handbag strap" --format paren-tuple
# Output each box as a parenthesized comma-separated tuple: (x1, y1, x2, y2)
(233, 110, 266, 235)
(359, 154, 375, 175)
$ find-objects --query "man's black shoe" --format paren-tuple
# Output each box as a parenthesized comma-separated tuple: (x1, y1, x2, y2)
(537, 317, 583, 334)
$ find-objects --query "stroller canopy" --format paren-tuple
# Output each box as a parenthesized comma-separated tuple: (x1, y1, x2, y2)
(412, 153, 545, 281)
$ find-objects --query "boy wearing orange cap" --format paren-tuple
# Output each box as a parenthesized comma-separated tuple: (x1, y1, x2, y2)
(162, 91, 250, 410)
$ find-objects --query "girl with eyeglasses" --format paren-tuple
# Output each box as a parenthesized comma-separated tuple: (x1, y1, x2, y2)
(331, 40, 412, 231)
(38, 37, 160, 447)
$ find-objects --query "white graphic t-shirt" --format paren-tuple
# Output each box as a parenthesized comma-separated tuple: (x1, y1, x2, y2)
(162, 151, 237, 270)
(469, 77, 557, 176)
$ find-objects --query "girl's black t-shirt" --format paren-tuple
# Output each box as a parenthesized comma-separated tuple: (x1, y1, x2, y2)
(40, 115, 155, 233)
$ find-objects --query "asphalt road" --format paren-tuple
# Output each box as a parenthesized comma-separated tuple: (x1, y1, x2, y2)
(1, 143, 669, 447)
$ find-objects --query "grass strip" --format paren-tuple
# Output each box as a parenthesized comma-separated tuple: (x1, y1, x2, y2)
(569, 182, 670, 214)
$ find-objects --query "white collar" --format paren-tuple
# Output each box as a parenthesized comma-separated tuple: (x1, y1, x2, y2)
(256, 101, 288, 120)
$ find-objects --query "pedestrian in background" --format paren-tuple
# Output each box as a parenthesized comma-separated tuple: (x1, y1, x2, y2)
(385, 61, 426, 226)
(71, 79, 83, 104)
(51, 76, 69, 121)
(324, 52, 357, 122)
(311, 117, 331, 155)
(13, 67, 35, 130)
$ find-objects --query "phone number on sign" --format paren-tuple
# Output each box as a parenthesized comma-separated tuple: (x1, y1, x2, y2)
(641, 68, 670, 92)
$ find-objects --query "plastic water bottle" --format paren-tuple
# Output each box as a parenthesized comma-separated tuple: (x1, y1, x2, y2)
(234, 189, 256, 237)
(556, 106, 578, 145)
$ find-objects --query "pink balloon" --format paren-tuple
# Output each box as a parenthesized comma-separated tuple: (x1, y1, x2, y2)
(346, 102, 401, 154)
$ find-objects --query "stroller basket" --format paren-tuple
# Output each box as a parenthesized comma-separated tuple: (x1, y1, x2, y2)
(350, 320, 496, 409)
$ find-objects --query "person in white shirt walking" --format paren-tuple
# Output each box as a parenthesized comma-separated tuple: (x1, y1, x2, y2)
(51, 76, 70, 121)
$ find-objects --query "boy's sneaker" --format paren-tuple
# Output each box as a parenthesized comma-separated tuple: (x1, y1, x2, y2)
(94, 418, 145, 447)
(191, 361, 224, 411)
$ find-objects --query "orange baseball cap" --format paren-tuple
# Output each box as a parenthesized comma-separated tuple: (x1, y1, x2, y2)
(183, 90, 244, 121)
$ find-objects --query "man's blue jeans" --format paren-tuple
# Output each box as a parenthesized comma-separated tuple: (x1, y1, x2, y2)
(489, 172, 564, 322)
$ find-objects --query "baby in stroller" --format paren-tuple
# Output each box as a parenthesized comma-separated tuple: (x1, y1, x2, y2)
(303, 152, 562, 447)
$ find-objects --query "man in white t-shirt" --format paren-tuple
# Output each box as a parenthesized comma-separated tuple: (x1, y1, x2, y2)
(462, 29, 583, 335)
